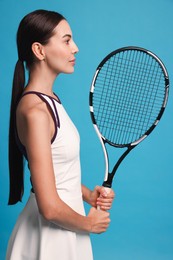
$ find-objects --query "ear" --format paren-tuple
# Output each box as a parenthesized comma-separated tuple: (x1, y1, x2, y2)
(31, 42, 45, 61)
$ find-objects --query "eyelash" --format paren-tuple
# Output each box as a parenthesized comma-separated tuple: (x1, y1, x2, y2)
(65, 39, 70, 44)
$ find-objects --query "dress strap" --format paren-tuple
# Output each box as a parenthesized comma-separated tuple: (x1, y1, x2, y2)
(21, 91, 61, 131)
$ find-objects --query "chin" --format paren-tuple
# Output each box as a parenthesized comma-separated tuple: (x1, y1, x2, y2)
(64, 68, 75, 74)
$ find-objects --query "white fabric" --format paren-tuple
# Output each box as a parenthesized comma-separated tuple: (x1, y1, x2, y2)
(6, 94, 93, 260)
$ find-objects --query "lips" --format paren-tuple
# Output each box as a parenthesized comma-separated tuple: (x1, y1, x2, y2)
(69, 59, 76, 65)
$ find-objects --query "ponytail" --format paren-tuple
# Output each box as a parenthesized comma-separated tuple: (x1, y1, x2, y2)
(8, 60, 25, 205)
(8, 9, 65, 204)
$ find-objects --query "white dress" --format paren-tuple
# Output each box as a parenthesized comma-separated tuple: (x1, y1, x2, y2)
(6, 92, 93, 260)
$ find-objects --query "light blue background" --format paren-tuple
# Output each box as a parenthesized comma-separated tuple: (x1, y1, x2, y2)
(0, 0, 173, 259)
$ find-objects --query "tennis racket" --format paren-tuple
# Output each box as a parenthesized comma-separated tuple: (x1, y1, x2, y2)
(89, 46, 169, 194)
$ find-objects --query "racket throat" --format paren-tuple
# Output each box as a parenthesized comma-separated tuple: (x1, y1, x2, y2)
(103, 146, 134, 188)
(102, 174, 114, 188)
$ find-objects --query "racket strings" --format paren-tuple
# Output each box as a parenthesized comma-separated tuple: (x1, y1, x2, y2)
(117, 50, 149, 143)
(112, 51, 137, 143)
(126, 53, 160, 141)
(100, 57, 162, 84)
(144, 64, 165, 129)
(92, 50, 166, 145)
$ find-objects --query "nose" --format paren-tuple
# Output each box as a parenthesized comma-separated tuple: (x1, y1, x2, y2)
(72, 40, 79, 54)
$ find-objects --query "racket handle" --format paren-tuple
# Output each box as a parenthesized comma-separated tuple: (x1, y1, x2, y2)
(97, 187, 111, 210)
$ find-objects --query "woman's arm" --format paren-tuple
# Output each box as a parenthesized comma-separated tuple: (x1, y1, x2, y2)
(16, 99, 110, 234)
(82, 184, 115, 211)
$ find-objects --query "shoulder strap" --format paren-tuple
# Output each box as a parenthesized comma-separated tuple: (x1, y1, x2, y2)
(21, 91, 60, 129)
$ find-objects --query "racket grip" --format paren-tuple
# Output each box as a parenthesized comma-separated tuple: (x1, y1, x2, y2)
(97, 187, 111, 210)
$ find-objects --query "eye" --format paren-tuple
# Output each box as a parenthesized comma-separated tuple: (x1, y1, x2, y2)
(65, 38, 70, 45)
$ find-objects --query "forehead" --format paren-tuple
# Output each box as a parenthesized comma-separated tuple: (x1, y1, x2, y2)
(53, 19, 72, 38)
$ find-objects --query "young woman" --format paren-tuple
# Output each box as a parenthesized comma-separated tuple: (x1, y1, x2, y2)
(6, 9, 115, 260)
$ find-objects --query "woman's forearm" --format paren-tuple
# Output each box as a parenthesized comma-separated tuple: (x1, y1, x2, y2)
(43, 196, 92, 233)
(38, 193, 110, 235)
(81, 184, 97, 207)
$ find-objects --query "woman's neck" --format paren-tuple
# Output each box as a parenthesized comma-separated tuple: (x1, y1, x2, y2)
(26, 63, 58, 96)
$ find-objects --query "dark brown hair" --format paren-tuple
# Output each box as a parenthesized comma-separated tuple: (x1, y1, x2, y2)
(8, 9, 65, 205)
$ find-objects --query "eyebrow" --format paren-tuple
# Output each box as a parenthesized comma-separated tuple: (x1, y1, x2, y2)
(62, 34, 72, 38)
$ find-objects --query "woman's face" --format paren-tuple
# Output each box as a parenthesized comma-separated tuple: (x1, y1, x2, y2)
(43, 19, 79, 75)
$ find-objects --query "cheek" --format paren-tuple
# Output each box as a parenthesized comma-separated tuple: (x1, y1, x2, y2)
(46, 48, 68, 70)
(48, 48, 65, 63)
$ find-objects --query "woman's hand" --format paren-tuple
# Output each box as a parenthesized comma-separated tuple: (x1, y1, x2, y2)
(87, 207, 110, 234)
(90, 186, 115, 211)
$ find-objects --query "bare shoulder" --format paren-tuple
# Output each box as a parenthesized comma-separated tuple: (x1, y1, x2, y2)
(16, 94, 51, 145)
(17, 94, 49, 125)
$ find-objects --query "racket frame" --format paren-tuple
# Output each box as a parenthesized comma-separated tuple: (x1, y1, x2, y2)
(89, 46, 169, 188)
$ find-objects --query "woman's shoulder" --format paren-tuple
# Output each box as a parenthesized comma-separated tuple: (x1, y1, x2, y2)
(16, 93, 50, 125)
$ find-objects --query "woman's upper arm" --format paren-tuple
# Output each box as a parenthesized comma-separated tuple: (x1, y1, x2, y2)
(19, 107, 60, 216)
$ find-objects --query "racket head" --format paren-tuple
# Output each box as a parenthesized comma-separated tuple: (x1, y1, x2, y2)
(89, 46, 169, 148)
